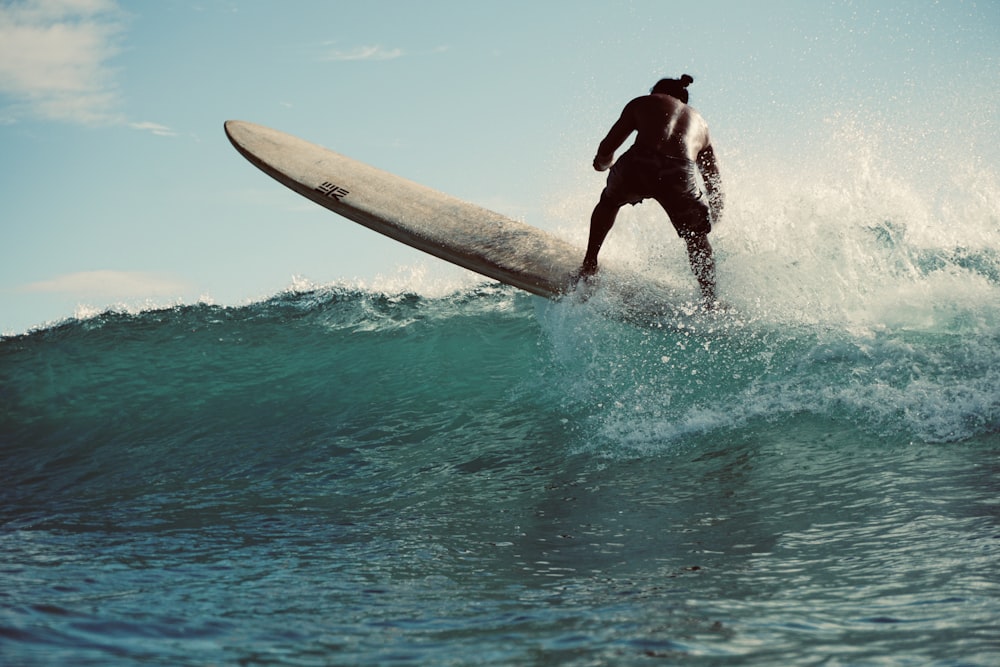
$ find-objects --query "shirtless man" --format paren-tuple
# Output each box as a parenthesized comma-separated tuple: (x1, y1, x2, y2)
(580, 74, 724, 307)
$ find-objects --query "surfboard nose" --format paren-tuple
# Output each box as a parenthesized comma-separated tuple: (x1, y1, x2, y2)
(224, 120, 251, 145)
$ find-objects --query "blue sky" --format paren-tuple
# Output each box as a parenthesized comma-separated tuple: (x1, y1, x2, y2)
(2, 0, 998, 334)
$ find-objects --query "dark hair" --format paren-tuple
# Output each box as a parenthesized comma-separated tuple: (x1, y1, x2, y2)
(651, 74, 694, 103)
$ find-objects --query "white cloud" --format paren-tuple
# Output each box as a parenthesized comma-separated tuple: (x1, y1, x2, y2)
(20, 270, 192, 298)
(321, 44, 405, 62)
(129, 120, 177, 137)
(318, 43, 450, 63)
(0, 0, 126, 125)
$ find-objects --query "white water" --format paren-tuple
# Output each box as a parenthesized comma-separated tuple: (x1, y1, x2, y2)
(544, 115, 999, 333)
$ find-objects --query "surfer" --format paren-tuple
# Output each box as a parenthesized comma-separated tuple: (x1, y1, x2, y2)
(579, 74, 725, 307)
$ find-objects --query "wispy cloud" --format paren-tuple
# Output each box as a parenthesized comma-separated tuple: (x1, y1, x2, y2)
(129, 120, 177, 137)
(318, 42, 451, 63)
(0, 0, 125, 125)
(320, 44, 405, 62)
(20, 270, 191, 298)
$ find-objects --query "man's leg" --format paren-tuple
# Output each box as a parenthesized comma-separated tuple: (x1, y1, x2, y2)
(684, 233, 716, 306)
(580, 199, 620, 276)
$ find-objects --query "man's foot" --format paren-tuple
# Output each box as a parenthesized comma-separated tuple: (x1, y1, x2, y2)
(567, 264, 600, 302)
(571, 262, 598, 285)
(700, 297, 732, 314)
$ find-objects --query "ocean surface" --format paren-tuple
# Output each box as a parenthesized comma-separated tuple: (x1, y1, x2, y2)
(3, 136, 1000, 664)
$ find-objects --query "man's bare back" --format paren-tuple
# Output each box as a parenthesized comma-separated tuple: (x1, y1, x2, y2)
(595, 94, 711, 165)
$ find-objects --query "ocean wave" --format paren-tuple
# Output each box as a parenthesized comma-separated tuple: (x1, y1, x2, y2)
(1, 271, 997, 509)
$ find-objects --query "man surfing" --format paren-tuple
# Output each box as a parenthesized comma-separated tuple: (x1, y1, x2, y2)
(579, 74, 725, 308)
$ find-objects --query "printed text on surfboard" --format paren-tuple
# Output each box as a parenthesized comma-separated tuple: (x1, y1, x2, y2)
(315, 181, 349, 201)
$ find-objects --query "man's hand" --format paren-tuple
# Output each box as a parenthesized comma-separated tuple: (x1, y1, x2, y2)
(593, 153, 614, 171)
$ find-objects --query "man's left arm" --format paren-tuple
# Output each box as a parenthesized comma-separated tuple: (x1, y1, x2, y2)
(697, 145, 724, 221)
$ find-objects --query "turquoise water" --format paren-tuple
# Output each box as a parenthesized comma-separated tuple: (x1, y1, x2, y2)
(2, 277, 998, 665)
(3, 118, 1000, 664)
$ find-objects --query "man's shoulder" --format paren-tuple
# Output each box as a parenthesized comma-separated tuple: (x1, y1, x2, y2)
(681, 105, 710, 132)
(624, 94, 653, 108)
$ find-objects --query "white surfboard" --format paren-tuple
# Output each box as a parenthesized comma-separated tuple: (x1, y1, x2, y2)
(224, 120, 685, 316)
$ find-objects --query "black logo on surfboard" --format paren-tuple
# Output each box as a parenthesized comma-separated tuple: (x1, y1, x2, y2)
(315, 181, 349, 201)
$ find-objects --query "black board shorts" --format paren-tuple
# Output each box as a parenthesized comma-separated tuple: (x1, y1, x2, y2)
(600, 147, 712, 239)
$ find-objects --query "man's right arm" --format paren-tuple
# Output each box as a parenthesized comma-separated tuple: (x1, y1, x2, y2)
(697, 145, 724, 221)
(594, 103, 636, 171)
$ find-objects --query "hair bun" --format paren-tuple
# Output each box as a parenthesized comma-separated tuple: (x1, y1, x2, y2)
(680, 74, 694, 87)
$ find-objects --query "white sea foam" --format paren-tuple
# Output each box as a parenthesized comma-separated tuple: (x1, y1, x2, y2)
(539, 115, 1000, 452)
(546, 115, 999, 335)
